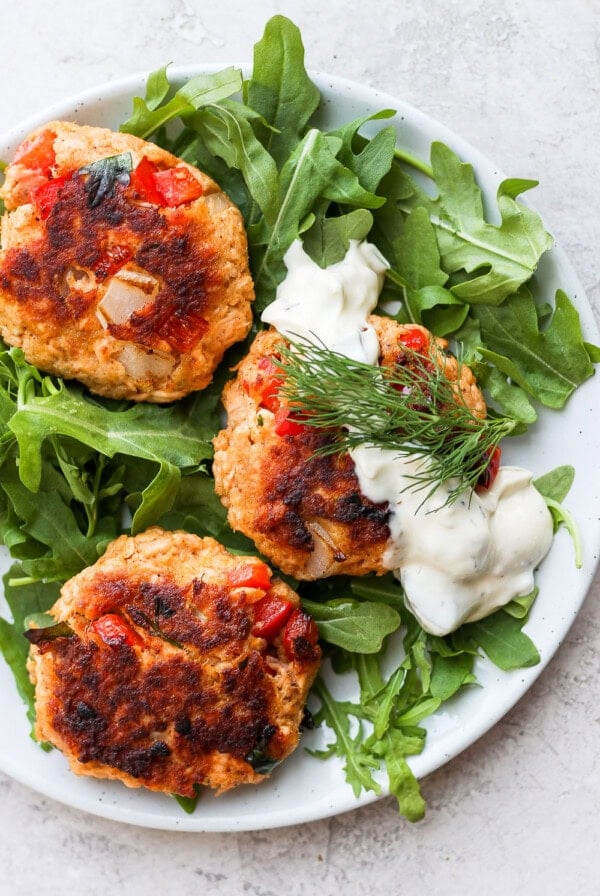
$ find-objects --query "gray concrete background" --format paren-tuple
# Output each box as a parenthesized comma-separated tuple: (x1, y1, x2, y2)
(0, 1, 598, 893)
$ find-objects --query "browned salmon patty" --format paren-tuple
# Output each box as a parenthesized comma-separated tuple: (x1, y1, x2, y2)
(213, 318, 486, 580)
(0, 121, 254, 401)
(26, 528, 321, 797)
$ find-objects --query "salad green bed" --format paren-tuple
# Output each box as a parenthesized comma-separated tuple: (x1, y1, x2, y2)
(0, 15, 596, 822)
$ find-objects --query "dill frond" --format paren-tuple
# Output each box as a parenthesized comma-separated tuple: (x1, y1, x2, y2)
(275, 338, 515, 502)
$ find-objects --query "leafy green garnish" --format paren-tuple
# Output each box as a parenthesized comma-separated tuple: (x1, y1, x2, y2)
(473, 289, 595, 409)
(0, 572, 61, 727)
(79, 152, 133, 207)
(534, 465, 582, 567)
(534, 464, 575, 503)
(454, 611, 540, 671)
(394, 143, 553, 305)
(245, 14, 321, 168)
(310, 590, 543, 819)
(276, 339, 515, 502)
(120, 67, 243, 140)
(301, 597, 401, 653)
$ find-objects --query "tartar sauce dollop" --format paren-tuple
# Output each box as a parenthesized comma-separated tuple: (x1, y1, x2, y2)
(261, 238, 388, 364)
(261, 239, 554, 636)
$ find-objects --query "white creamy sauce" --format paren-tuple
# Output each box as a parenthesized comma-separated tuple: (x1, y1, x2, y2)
(261, 239, 388, 364)
(263, 240, 554, 636)
(351, 449, 553, 635)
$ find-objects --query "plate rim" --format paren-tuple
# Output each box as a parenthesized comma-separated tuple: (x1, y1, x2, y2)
(0, 64, 599, 832)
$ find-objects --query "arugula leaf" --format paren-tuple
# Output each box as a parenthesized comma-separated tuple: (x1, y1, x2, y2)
(8, 378, 212, 532)
(370, 666, 405, 738)
(397, 143, 553, 304)
(534, 465, 575, 503)
(302, 209, 374, 267)
(429, 651, 476, 700)
(173, 784, 202, 814)
(534, 465, 581, 566)
(311, 677, 381, 798)
(301, 598, 401, 653)
(245, 15, 321, 168)
(329, 112, 397, 193)
(155, 473, 257, 554)
(120, 67, 243, 139)
(379, 729, 426, 821)
(0, 570, 60, 726)
(502, 590, 538, 620)
(0, 474, 107, 582)
(387, 205, 468, 334)
(251, 129, 387, 310)
(142, 65, 172, 111)
(455, 610, 540, 671)
(474, 289, 595, 408)
(193, 100, 280, 225)
(370, 161, 415, 261)
(348, 573, 406, 608)
(476, 362, 538, 425)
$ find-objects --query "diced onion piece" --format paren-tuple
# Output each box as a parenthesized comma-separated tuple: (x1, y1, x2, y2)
(118, 344, 176, 380)
(97, 267, 160, 328)
(61, 265, 95, 297)
(305, 520, 344, 578)
(113, 267, 160, 290)
(204, 191, 231, 214)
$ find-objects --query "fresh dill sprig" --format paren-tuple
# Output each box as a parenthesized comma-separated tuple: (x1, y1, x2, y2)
(275, 339, 516, 502)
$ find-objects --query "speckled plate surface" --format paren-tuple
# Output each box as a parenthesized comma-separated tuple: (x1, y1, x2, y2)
(1, 68, 599, 831)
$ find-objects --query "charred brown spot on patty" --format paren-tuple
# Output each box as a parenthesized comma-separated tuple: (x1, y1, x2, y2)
(27, 529, 320, 796)
(42, 637, 281, 794)
(110, 228, 215, 352)
(1, 174, 217, 352)
(256, 431, 390, 553)
(0, 121, 255, 402)
(212, 319, 486, 580)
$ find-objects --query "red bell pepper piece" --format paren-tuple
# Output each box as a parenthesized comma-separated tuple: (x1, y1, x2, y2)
(273, 405, 309, 436)
(31, 174, 70, 220)
(13, 129, 56, 175)
(251, 593, 294, 640)
(129, 158, 204, 207)
(282, 609, 319, 662)
(129, 156, 165, 204)
(250, 356, 282, 413)
(90, 613, 142, 648)
(399, 326, 429, 353)
(153, 166, 203, 206)
(228, 559, 273, 591)
(477, 445, 502, 491)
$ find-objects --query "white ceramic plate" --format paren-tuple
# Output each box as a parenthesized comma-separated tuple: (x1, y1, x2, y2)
(1, 68, 599, 832)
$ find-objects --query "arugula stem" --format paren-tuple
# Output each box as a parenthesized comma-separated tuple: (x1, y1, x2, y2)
(313, 676, 380, 794)
(85, 453, 108, 538)
(313, 677, 360, 753)
(7, 576, 40, 587)
(393, 147, 433, 179)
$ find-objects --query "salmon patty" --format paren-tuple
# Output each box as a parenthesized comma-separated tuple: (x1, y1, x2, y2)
(213, 318, 487, 580)
(0, 121, 254, 401)
(26, 528, 320, 797)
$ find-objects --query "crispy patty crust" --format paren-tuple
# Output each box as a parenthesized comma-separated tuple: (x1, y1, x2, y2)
(26, 528, 320, 797)
(213, 318, 487, 580)
(0, 121, 254, 401)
